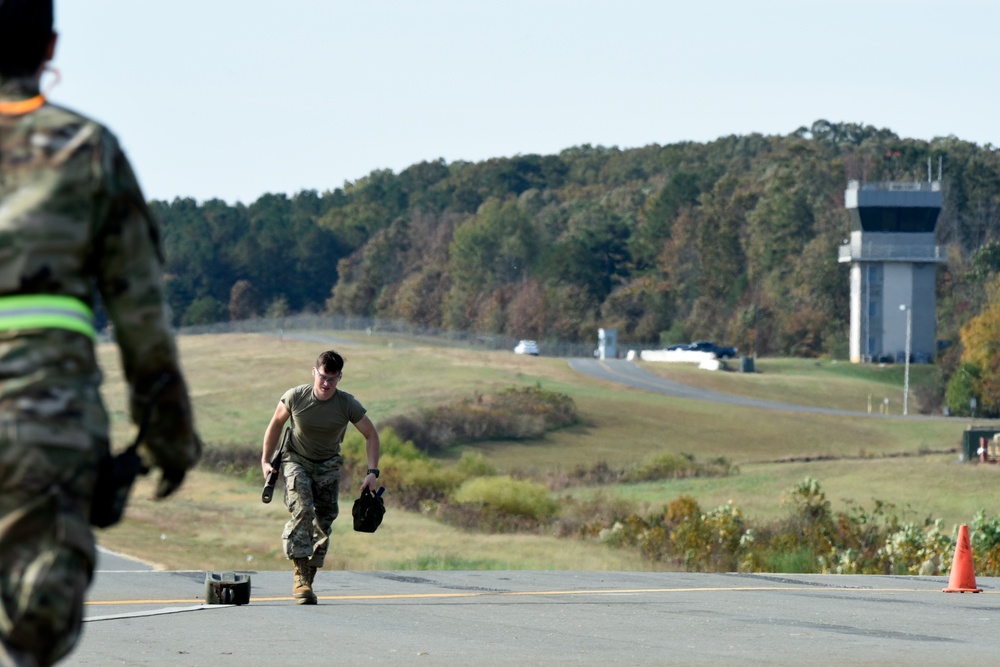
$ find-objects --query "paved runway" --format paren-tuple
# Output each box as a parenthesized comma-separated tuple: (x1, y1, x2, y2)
(65, 548, 1000, 667)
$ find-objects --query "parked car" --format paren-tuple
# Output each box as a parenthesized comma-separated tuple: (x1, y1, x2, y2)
(666, 343, 688, 350)
(687, 341, 738, 359)
(514, 340, 540, 356)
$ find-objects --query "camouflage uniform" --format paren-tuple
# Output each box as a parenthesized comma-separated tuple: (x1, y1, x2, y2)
(282, 451, 342, 566)
(279, 384, 365, 567)
(0, 75, 200, 666)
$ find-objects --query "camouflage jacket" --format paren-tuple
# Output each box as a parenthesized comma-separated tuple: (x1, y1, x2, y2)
(0, 75, 199, 473)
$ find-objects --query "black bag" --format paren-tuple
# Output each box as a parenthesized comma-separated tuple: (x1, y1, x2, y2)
(352, 486, 385, 533)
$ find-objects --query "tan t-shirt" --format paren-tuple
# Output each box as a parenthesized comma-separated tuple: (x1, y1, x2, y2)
(281, 384, 367, 461)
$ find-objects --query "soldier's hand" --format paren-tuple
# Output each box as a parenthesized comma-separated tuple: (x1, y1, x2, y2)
(140, 432, 203, 500)
(361, 471, 379, 493)
(155, 466, 187, 499)
(133, 373, 202, 499)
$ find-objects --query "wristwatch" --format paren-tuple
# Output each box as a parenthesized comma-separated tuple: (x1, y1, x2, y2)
(367, 468, 380, 478)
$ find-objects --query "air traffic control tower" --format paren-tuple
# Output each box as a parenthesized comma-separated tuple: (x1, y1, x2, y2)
(838, 180, 945, 363)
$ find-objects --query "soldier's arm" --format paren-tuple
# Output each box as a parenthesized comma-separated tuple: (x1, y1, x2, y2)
(262, 402, 291, 478)
(354, 415, 380, 492)
(91, 131, 200, 496)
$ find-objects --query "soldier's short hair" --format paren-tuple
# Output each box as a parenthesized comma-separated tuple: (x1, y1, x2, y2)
(0, 0, 54, 77)
(316, 350, 344, 374)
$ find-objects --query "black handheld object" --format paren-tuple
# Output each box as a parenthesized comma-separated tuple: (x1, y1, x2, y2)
(89, 374, 171, 528)
(261, 472, 278, 503)
(261, 428, 290, 503)
(352, 486, 386, 533)
(89, 446, 145, 528)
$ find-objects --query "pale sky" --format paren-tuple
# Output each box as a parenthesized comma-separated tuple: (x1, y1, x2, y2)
(49, 1, 998, 205)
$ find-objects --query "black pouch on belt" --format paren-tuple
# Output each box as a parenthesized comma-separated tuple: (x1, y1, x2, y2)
(89, 374, 170, 527)
(89, 445, 144, 528)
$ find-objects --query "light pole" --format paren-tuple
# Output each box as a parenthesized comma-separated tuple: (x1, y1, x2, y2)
(899, 304, 911, 416)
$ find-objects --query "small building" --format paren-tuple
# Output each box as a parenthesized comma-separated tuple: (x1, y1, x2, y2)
(838, 180, 945, 363)
(596, 328, 617, 360)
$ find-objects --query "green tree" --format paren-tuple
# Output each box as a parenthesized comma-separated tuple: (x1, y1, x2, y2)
(182, 296, 226, 326)
(687, 176, 748, 340)
(634, 170, 706, 268)
(946, 362, 981, 417)
(544, 203, 632, 305)
(265, 295, 290, 320)
(969, 241, 1000, 283)
(444, 198, 538, 330)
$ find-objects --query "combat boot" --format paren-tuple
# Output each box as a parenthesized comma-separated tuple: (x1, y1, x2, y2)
(293, 558, 317, 605)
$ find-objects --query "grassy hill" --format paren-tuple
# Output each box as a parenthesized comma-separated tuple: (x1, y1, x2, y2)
(93, 332, 998, 571)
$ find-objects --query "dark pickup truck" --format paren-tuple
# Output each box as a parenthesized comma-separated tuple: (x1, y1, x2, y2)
(687, 341, 738, 359)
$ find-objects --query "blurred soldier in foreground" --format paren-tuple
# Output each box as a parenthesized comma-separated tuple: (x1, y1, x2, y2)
(0, 1, 202, 665)
(261, 350, 381, 604)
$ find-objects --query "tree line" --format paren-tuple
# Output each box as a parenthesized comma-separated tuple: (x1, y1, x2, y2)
(149, 120, 1000, 414)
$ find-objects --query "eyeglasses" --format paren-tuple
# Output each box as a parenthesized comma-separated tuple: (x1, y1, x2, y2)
(313, 368, 342, 385)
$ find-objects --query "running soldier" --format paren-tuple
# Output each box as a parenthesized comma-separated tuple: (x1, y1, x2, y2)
(261, 350, 381, 604)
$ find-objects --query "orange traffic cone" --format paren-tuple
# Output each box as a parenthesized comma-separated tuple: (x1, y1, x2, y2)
(943, 524, 983, 593)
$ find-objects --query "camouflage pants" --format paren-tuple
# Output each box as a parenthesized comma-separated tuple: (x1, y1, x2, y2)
(281, 452, 341, 568)
(0, 423, 98, 667)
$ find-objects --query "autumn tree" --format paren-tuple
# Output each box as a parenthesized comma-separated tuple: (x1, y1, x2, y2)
(954, 275, 1000, 416)
(229, 279, 261, 321)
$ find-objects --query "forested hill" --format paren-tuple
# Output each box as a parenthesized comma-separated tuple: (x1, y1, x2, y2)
(151, 120, 1000, 364)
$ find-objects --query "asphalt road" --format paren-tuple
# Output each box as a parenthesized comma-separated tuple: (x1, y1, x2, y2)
(68, 548, 1000, 667)
(567, 358, 955, 421)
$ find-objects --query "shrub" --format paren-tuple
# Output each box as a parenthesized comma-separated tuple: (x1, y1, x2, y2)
(670, 501, 748, 572)
(378, 386, 578, 453)
(781, 477, 836, 556)
(340, 428, 466, 509)
(622, 453, 737, 483)
(577, 478, 976, 576)
(551, 461, 622, 489)
(766, 547, 815, 574)
(970, 510, 1000, 575)
(455, 450, 497, 477)
(548, 455, 736, 490)
(376, 415, 437, 454)
(392, 458, 467, 510)
(553, 491, 638, 539)
(945, 362, 980, 417)
(451, 476, 558, 522)
(199, 442, 262, 483)
(341, 427, 424, 481)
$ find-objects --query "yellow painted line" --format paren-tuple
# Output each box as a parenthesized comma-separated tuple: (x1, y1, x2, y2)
(88, 599, 214, 606)
(86, 585, 993, 606)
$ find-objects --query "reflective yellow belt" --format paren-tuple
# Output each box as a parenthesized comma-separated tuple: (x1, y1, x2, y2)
(0, 295, 96, 340)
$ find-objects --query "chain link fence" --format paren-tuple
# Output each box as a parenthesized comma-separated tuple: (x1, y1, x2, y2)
(132, 314, 596, 359)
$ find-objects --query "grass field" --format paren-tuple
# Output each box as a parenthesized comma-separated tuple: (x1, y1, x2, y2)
(94, 332, 1000, 571)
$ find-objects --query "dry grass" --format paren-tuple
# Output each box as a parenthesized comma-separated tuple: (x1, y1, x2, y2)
(93, 332, 995, 571)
